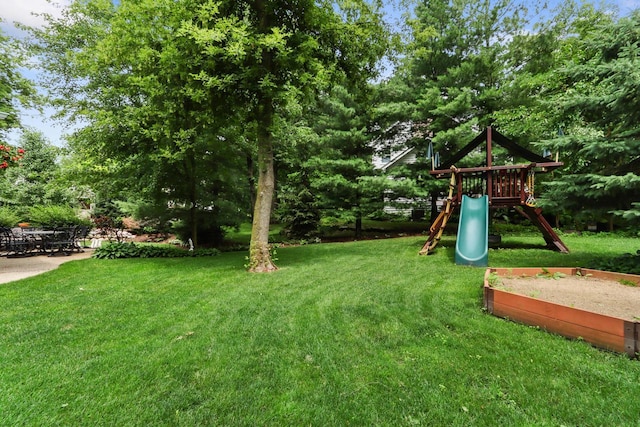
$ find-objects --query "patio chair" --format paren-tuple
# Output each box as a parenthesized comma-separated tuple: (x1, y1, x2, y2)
(73, 225, 90, 252)
(46, 226, 77, 256)
(0, 227, 9, 256)
(0, 227, 36, 257)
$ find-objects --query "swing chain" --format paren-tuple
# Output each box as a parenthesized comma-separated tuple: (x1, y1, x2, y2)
(525, 169, 536, 207)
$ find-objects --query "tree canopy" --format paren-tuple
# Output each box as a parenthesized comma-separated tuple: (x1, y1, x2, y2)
(0, 129, 63, 206)
(537, 9, 640, 228)
(26, 0, 389, 270)
(0, 22, 36, 168)
(5, 0, 637, 269)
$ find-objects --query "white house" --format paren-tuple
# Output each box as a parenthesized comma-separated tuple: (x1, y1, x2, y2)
(371, 121, 434, 216)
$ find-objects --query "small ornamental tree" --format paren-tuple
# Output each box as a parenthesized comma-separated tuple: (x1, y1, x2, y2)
(0, 144, 24, 170)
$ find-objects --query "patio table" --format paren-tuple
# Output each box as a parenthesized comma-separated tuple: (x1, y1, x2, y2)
(21, 230, 55, 254)
(43, 227, 80, 256)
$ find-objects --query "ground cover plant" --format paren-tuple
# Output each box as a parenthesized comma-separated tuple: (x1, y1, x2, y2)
(93, 242, 221, 259)
(1, 233, 639, 425)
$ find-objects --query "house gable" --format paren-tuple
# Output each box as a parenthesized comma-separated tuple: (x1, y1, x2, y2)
(372, 121, 431, 171)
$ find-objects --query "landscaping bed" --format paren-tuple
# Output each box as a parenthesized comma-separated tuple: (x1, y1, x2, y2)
(484, 267, 640, 358)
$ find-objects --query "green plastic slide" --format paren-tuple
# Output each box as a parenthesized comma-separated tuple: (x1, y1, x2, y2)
(455, 195, 489, 267)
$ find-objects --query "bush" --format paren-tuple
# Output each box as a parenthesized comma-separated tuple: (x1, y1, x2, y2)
(0, 207, 21, 227)
(590, 250, 640, 275)
(28, 205, 91, 228)
(93, 242, 221, 259)
(277, 182, 321, 240)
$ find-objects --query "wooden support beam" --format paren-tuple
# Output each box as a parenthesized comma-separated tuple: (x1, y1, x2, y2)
(430, 163, 563, 177)
(518, 206, 570, 253)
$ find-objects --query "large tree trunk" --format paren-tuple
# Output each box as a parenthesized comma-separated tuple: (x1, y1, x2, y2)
(247, 154, 256, 217)
(248, 0, 277, 272)
(248, 102, 278, 273)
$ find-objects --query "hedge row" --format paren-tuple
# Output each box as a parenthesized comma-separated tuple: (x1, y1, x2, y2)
(93, 242, 220, 259)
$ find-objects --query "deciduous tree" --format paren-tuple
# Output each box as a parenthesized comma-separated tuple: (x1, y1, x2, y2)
(27, 0, 388, 271)
(0, 23, 36, 171)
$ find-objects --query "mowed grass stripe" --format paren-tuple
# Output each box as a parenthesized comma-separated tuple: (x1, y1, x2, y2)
(0, 234, 638, 425)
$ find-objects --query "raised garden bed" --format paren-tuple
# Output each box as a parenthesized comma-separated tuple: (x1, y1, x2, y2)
(483, 267, 640, 358)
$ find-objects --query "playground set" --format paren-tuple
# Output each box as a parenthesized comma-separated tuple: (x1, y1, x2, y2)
(420, 127, 569, 266)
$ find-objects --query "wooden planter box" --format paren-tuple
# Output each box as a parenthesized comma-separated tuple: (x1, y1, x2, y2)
(483, 267, 640, 358)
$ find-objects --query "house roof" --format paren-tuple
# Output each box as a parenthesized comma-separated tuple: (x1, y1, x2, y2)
(372, 121, 432, 172)
(379, 146, 416, 172)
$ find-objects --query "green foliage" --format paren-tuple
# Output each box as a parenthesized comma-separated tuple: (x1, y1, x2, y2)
(372, 0, 539, 222)
(611, 202, 640, 228)
(536, 268, 567, 280)
(0, 130, 69, 207)
(299, 85, 385, 237)
(0, 26, 37, 141)
(93, 242, 220, 259)
(402, 0, 529, 150)
(522, 9, 640, 227)
(0, 206, 20, 227)
(28, 0, 388, 270)
(492, 1, 593, 141)
(376, 2, 640, 232)
(486, 271, 501, 287)
(590, 250, 640, 275)
(277, 171, 321, 239)
(92, 199, 125, 227)
(27, 204, 90, 228)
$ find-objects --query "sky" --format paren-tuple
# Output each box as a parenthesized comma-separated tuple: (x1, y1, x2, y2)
(1, 0, 72, 147)
(2, 0, 640, 147)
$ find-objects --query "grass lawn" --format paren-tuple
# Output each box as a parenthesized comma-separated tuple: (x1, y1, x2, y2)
(1, 233, 639, 425)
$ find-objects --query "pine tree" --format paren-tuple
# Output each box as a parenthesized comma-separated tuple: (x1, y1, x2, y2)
(307, 85, 386, 238)
(539, 10, 640, 230)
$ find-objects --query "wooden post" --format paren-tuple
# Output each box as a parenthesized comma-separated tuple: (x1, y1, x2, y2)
(519, 169, 527, 205)
(486, 127, 493, 203)
(624, 321, 639, 358)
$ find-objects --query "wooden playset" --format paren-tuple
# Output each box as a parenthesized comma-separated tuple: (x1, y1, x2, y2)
(420, 127, 569, 258)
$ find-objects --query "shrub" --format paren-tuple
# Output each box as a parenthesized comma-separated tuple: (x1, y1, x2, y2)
(93, 242, 220, 259)
(590, 250, 640, 275)
(0, 207, 21, 227)
(28, 205, 91, 228)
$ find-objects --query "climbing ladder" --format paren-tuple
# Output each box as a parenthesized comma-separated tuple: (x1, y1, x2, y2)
(420, 169, 458, 255)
